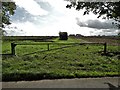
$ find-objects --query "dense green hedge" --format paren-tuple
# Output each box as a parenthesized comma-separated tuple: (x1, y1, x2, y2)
(59, 32, 68, 40)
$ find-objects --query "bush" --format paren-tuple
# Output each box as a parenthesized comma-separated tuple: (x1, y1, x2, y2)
(59, 32, 68, 40)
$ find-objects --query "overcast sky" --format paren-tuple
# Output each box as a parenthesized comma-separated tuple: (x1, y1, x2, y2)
(4, 0, 119, 36)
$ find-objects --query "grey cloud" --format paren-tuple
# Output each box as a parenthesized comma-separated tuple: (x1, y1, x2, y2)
(76, 17, 119, 36)
(92, 29, 119, 36)
(103, 29, 114, 32)
(87, 20, 116, 29)
(11, 6, 35, 23)
(76, 18, 117, 29)
(34, 0, 54, 12)
(102, 29, 119, 34)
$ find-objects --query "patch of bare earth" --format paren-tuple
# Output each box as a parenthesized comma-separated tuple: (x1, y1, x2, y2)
(80, 36, 119, 46)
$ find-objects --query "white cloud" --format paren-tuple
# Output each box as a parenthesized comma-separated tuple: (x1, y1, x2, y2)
(13, 0, 48, 16)
(76, 18, 117, 29)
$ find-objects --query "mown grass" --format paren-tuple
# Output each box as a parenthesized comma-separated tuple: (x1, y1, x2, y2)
(2, 37, 119, 81)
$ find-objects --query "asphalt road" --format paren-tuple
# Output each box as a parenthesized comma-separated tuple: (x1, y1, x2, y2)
(2, 77, 120, 88)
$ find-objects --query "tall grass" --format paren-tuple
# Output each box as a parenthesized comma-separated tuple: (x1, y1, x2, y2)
(2, 37, 119, 81)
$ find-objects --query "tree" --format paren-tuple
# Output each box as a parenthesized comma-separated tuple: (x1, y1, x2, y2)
(118, 32, 120, 36)
(0, 1, 16, 35)
(59, 32, 68, 40)
(66, 1, 120, 28)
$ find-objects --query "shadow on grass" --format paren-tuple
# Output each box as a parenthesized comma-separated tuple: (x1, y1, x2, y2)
(0, 53, 15, 57)
(2, 72, 119, 82)
(2, 72, 75, 82)
(98, 51, 120, 57)
(1, 44, 78, 57)
(1, 53, 16, 59)
(23, 44, 80, 56)
(1, 54, 12, 56)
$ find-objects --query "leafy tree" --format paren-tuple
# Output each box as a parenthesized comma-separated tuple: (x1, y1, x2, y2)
(0, 1, 16, 35)
(59, 32, 68, 40)
(118, 32, 120, 36)
(66, 1, 120, 28)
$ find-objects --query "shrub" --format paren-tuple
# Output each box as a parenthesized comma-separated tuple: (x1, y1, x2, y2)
(59, 32, 68, 40)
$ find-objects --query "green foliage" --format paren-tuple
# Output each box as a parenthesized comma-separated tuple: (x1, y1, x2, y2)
(0, 28, 6, 36)
(0, 2, 16, 35)
(59, 32, 68, 40)
(118, 32, 120, 36)
(66, 1, 120, 28)
(1, 2, 16, 27)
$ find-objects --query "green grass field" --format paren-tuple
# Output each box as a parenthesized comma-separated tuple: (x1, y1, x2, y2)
(2, 37, 119, 81)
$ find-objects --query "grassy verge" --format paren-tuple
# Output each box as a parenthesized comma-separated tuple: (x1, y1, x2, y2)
(2, 37, 119, 81)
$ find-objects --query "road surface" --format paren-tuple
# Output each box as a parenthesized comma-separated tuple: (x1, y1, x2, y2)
(2, 77, 120, 89)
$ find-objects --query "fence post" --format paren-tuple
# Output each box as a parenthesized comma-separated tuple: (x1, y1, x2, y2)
(104, 42, 107, 55)
(47, 44, 49, 51)
(11, 43, 16, 55)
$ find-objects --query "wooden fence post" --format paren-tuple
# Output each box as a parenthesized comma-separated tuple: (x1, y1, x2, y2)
(47, 44, 49, 51)
(104, 42, 107, 55)
(11, 43, 16, 55)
